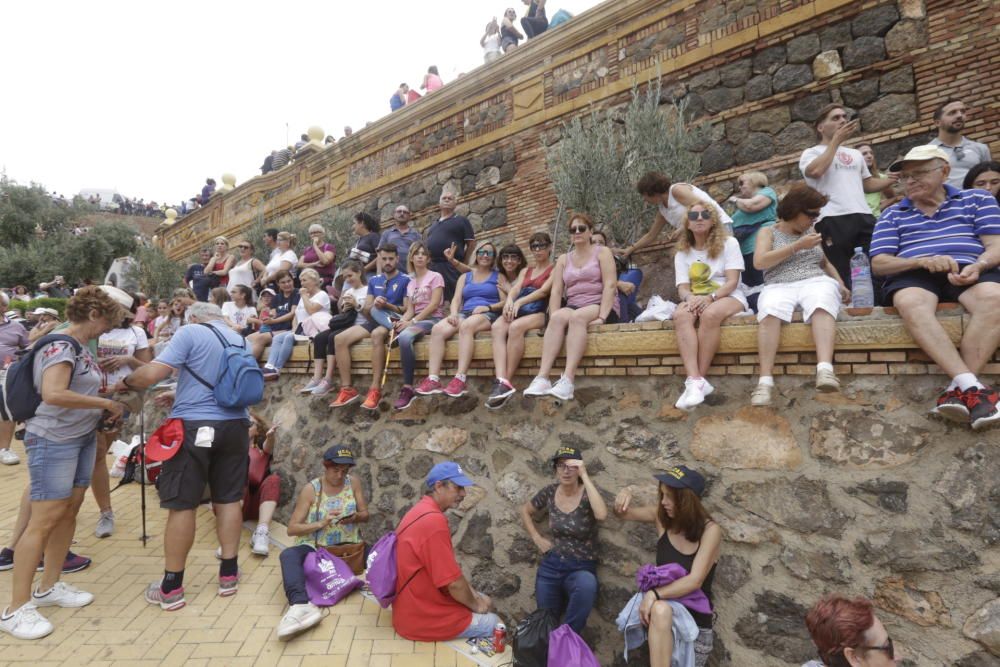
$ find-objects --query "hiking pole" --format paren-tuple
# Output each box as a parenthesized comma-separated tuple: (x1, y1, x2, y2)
(138, 392, 148, 547)
(380, 319, 398, 390)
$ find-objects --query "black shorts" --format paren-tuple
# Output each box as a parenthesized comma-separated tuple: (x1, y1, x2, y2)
(157, 418, 250, 510)
(884, 267, 1000, 303)
(360, 320, 386, 333)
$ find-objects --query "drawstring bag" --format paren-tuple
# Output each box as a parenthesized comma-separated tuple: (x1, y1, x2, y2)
(512, 608, 559, 667)
(547, 624, 600, 667)
(303, 548, 361, 607)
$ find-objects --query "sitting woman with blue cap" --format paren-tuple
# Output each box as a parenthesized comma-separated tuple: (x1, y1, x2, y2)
(276, 446, 369, 641)
(520, 446, 607, 634)
(613, 465, 720, 667)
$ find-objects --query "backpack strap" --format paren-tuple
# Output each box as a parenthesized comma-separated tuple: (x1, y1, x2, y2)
(181, 322, 246, 390)
(28, 334, 84, 391)
(396, 511, 437, 536)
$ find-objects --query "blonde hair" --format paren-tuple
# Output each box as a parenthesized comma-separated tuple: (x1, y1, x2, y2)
(676, 201, 728, 259)
(738, 171, 768, 189)
(213, 236, 229, 247)
(407, 241, 431, 274)
(277, 231, 297, 247)
(299, 268, 321, 285)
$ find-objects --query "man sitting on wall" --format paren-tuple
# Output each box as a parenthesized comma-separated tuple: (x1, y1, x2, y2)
(870, 145, 1000, 429)
(392, 462, 499, 642)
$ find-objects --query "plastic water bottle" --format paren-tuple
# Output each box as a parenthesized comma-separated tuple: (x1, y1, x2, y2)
(850, 247, 875, 307)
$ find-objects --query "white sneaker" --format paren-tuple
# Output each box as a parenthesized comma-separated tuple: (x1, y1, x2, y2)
(547, 376, 575, 401)
(701, 379, 715, 398)
(675, 377, 706, 410)
(32, 581, 95, 608)
(277, 603, 322, 640)
(0, 449, 19, 465)
(816, 368, 840, 392)
(0, 603, 53, 640)
(251, 527, 270, 556)
(750, 383, 774, 407)
(95, 511, 114, 538)
(523, 376, 553, 397)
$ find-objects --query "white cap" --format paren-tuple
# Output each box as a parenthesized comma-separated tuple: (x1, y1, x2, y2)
(888, 145, 951, 173)
(30, 307, 59, 317)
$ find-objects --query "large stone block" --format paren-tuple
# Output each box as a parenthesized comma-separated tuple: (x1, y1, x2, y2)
(703, 86, 745, 114)
(724, 477, 850, 538)
(780, 547, 851, 583)
(880, 64, 915, 93)
(787, 34, 821, 64)
(791, 91, 832, 123)
(857, 523, 979, 573)
(842, 36, 886, 69)
(933, 443, 1000, 544)
(411, 426, 468, 454)
(812, 50, 843, 80)
(841, 78, 880, 108)
(734, 591, 815, 663)
(690, 407, 802, 470)
(753, 45, 786, 75)
(874, 576, 952, 627)
(774, 122, 818, 155)
(860, 93, 917, 133)
(745, 74, 773, 102)
(885, 19, 929, 57)
(851, 5, 900, 37)
(964, 599, 1000, 657)
(808, 408, 931, 468)
(772, 64, 813, 93)
(747, 106, 791, 135)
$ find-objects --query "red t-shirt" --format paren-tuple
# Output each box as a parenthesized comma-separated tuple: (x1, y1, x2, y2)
(391, 496, 471, 641)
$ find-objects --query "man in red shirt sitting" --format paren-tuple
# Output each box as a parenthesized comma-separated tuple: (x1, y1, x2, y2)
(392, 462, 499, 642)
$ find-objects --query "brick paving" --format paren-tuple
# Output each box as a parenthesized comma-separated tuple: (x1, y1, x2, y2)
(0, 441, 507, 666)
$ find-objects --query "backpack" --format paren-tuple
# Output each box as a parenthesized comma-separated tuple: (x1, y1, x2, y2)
(512, 608, 560, 667)
(0, 334, 83, 422)
(365, 511, 436, 608)
(183, 323, 264, 409)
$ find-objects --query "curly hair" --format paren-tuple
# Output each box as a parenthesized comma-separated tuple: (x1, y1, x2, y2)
(65, 286, 123, 324)
(675, 201, 727, 259)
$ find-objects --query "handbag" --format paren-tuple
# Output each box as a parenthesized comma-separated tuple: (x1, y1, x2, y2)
(733, 220, 768, 243)
(513, 608, 560, 667)
(325, 541, 366, 575)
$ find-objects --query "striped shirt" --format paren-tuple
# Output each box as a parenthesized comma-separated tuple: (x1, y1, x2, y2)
(870, 185, 1000, 266)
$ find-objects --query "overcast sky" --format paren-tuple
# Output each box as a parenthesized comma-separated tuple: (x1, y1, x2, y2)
(1, 0, 599, 206)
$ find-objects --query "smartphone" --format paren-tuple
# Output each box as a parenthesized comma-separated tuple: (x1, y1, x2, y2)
(336, 513, 356, 524)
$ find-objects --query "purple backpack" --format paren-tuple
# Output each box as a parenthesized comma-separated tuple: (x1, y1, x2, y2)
(304, 549, 363, 607)
(548, 624, 600, 667)
(366, 511, 435, 608)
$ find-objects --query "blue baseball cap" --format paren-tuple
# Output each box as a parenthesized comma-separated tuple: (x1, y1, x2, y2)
(654, 465, 706, 497)
(426, 461, 475, 488)
(323, 446, 356, 466)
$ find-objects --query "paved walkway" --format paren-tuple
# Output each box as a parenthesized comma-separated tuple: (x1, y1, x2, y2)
(0, 440, 505, 666)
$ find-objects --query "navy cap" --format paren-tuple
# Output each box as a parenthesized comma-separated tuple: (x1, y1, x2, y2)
(426, 461, 475, 488)
(654, 465, 706, 497)
(551, 446, 583, 462)
(323, 446, 356, 466)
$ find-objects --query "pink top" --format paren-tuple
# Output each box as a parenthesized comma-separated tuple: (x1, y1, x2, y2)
(563, 249, 619, 316)
(424, 74, 444, 92)
(407, 270, 445, 319)
(302, 243, 336, 279)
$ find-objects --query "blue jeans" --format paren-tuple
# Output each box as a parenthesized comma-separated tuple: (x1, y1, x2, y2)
(619, 268, 643, 323)
(456, 611, 501, 639)
(266, 331, 297, 369)
(397, 318, 439, 385)
(280, 544, 315, 605)
(25, 431, 97, 501)
(535, 552, 598, 633)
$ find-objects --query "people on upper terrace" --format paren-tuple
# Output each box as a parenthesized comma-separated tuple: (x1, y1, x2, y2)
(421, 66, 443, 93)
(500, 8, 524, 53)
(803, 595, 898, 667)
(272, 146, 293, 171)
(426, 190, 476, 302)
(390, 84, 409, 112)
(378, 205, 423, 269)
(870, 145, 1000, 430)
(964, 161, 1000, 200)
(728, 171, 778, 289)
(929, 99, 992, 189)
(482, 19, 502, 63)
(199, 178, 216, 205)
(520, 0, 549, 39)
(294, 134, 309, 152)
(261, 151, 275, 175)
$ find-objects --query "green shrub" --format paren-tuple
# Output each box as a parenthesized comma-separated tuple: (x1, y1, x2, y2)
(9, 297, 68, 318)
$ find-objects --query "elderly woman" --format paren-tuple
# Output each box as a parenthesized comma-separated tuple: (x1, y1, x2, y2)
(206, 236, 236, 287)
(521, 446, 606, 634)
(260, 231, 299, 288)
(228, 240, 267, 296)
(524, 213, 619, 402)
(1, 287, 130, 640)
(416, 242, 505, 398)
(803, 595, 898, 667)
(297, 225, 336, 288)
(728, 171, 778, 289)
(247, 271, 300, 360)
(751, 184, 849, 406)
(277, 446, 369, 641)
(392, 243, 445, 411)
(672, 202, 748, 410)
(262, 268, 331, 381)
(613, 466, 721, 667)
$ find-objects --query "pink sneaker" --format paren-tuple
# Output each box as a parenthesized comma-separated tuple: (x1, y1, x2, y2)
(443, 377, 467, 397)
(414, 377, 443, 395)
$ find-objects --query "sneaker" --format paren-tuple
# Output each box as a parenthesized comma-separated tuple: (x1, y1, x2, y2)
(968, 386, 1000, 430)
(675, 377, 706, 410)
(443, 376, 467, 397)
(0, 548, 13, 571)
(485, 379, 516, 409)
(700, 378, 715, 398)
(277, 602, 322, 641)
(218, 571, 240, 597)
(251, 528, 270, 556)
(931, 387, 970, 422)
(414, 377, 443, 395)
(815, 368, 840, 392)
(262, 368, 280, 382)
(32, 581, 94, 608)
(329, 387, 360, 408)
(750, 383, 774, 407)
(144, 581, 186, 611)
(0, 449, 19, 465)
(0, 603, 53, 640)
(310, 379, 334, 396)
(61, 551, 91, 574)
(361, 388, 382, 411)
(298, 378, 321, 394)
(547, 376, 575, 401)
(394, 386, 416, 411)
(523, 376, 553, 397)
(95, 511, 115, 539)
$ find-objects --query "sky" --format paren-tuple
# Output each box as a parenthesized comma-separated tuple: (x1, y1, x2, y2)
(1, 0, 599, 206)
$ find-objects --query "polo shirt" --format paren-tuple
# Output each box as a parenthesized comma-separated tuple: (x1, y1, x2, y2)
(0, 318, 28, 367)
(378, 227, 423, 268)
(367, 272, 410, 307)
(870, 185, 1000, 266)
(930, 137, 992, 189)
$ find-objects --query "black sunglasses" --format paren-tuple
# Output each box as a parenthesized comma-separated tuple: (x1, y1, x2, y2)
(569, 225, 589, 234)
(859, 636, 894, 660)
(529, 243, 550, 250)
(687, 210, 712, 221)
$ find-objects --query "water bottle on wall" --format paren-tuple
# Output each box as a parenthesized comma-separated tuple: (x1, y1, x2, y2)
(850, 247, 875, 307)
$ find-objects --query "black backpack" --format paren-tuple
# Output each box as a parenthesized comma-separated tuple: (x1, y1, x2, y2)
(512, 608, 560, 667)
(0, 334, 83, 422)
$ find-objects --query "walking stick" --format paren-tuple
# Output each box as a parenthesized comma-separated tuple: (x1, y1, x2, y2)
(380, 322, 397, 390)
(138, 393, 148, 547)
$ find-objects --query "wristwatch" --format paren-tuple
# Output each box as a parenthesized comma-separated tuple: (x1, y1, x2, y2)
(710, 293, 717, 301)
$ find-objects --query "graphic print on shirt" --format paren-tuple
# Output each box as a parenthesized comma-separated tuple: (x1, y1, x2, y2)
(688, 261, 721, 295)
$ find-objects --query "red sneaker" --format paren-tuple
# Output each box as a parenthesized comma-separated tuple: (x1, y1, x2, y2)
(414, 377, 443, 395)
(361, 388, 382, 411)
(443, 376, 467, 397)
(930, 388, 968, 422)
(329, 387, 360, 408)
(967, 386, 1000, 430)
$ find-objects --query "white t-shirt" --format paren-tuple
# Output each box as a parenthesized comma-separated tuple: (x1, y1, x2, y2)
(228, 259, 256, 292)
(294, 290, 331, 326)
(266, 249, 298, 277)
(341, 284, 369, 325)
(674, 236, 747, 303)
(658, 183, 734, 230)
(799, 145, 872, 218)
(483, 33, 502, 55)
(97, 325, 150, 387)
(222, 302, 257, 329)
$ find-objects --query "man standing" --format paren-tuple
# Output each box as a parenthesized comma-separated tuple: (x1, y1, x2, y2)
(870, 145, 1000, 429)
(800, 104, 896, 287)
(262, 228, 280, 263)
(184, 248, 214, 302)
(392, 462, 499, 642)
(378, 206, 423, 270)
(425, 191, 475, 301)
(119, 302, 254, 610)
(929, 100, 992, 189)
(0, 294, 28, 466)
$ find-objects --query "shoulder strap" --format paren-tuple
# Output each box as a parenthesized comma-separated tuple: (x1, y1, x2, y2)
(396, 510, 437, 537)
(29, 334, 84, 391)
(181, 323, 242, 391)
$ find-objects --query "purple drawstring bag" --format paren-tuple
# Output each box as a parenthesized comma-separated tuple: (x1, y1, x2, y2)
(304, 548, 362, 607)
(366, 511, 437, 608)
(547, 624, 600, 667)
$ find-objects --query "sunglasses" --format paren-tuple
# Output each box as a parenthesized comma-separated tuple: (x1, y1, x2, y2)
(529, 243, 550, 251)
(687, 210, 712, 221)
(477, 249, 496, 257)
(569, 225, 589, 234)
(859, 636, 894, 660)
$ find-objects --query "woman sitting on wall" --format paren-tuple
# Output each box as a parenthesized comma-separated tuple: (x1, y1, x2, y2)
(222, 285, 257, 335)
(751, 183, 849, 407)
(259, 232, 299, 289)
(262, 268, 331, 381)
(277, 447, 369, 641)
(591, 229, 643, 323)
(613, 466, 720, 667)
(247, 271, 300, 360)
(392, 243, 445, 411)
(415, 242, 505, 398)
(524, 213, 619, 402)
(672, 202, 748, 410)
(802, 595, 898, 667)
(520, 446, 607, 634)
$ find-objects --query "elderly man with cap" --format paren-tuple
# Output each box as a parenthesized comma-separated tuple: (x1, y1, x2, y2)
(392, 461, 499, 642)
(871, 145, 1000, 429)
(276, 446, 369, 640)
(0, 293, 29, 465)
(26, 308, 60, 345)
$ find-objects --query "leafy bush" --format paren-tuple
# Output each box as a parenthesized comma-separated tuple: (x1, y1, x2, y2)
(127, 245, 186, 300)
(9, 298, 68, 318)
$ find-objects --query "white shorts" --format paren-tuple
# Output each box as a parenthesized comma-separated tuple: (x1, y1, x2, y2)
(757, 276, 841, 323)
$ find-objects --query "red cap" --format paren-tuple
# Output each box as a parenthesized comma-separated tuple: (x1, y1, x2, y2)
(145, 418, 184, 462)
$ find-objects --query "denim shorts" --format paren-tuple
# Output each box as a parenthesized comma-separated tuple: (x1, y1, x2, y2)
(25, 431, 97, 501)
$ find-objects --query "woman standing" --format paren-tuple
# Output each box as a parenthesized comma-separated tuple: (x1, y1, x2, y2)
(262, 269, 331, 381)
(0, 287, 130, 640)
(260, 231, 299, 288)
(487, 233, 553, 408)
(727, 171, 778, 289)
(248, 271, 300, 360)
(520, 446, 606, 633)
(672, 202, 748, 410)
(416, 242, 505, 398)
(347, 213, 380, 276)
(277, 447, 369, 641)
(229, 240, 267, 296)
(481, 19, 502, 63)
(613, 466, 720, 667)
(223, 285, 257, 334)
(392, 243, 445, 411)
(207, 237, 235, 287)
(524, 214, 619, 402)
(297, 225, 336, 288)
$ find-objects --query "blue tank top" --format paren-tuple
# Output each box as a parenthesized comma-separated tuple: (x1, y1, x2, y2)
(461, 270, 500, 312)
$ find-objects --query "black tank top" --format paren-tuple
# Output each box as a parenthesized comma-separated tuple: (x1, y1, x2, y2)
(656, 529, 716, 628)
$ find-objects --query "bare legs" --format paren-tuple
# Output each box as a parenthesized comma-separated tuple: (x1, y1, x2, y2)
(647, 601, 674, 667)
(427, 319, 460, 377)
(537, 306, 599, 381)
(91, 432, 113, 514)
(334, 326, 370, 388)
(757, 309, 837, 376)
(492, 313, 545, 380)
(455, 315, 492, 375)
(674, 298, 744, 378)
(10, 488, 85, 610)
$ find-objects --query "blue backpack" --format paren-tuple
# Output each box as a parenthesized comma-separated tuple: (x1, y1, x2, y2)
(1, 334, 83, 422)
(183, 323, 264, 409)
